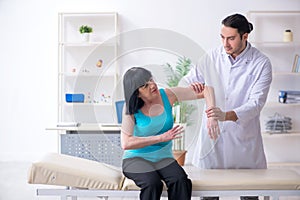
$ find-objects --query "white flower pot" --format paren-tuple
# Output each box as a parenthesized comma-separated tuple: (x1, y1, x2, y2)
(81, 33, 90, 42)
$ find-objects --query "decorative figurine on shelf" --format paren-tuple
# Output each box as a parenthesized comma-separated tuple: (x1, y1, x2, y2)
(96, 59, 103, 68)
(80, 68, 90, 73)
(86, 92, 92, 103)
(100, 93, 111, 103)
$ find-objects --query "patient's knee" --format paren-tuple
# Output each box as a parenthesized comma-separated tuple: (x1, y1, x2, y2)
(143, 177, 163, 190)
(173, 173, 189, 183)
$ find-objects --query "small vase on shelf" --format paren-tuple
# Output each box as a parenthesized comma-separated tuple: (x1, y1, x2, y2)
(283, 30, 293, 42)
(81, 33, 90, 42)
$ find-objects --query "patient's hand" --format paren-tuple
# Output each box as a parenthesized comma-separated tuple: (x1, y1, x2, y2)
(207, 117, 220, 140)
(160, 125, 184, 142)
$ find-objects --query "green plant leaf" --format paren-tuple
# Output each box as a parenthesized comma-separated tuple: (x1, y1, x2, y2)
(79, 25, 93, 33)
(163, 56, 195, 124)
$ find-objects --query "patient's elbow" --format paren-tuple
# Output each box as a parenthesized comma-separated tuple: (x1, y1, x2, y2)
(121, 144, 127, 150)
(121, 142, 131, 150)
(121, 132, 135, 150)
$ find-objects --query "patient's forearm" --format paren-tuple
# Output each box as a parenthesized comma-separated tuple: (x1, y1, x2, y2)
(203, 86, 215, 108)
(203, 86, 238, 122)
(121, 132, 162, 150)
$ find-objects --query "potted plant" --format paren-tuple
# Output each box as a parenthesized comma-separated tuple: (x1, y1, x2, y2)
(79, 25, 93, 42)
(164, 56, 195, 165)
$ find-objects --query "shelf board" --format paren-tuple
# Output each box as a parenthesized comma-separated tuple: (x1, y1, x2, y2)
(46, 123, 121, 132)
(59, 12, 117, 17)
(59, 73, 99, 77)
(265, 101, 300, 107)
(60, 41, 118, 47)
(251, 41, 300, 46)
(63, 102, 112, 106)
(59, 73, 115, 77)
(248, 11, 300, 15)
(262, 131, 300, 136)
(273, 72, 300, 76)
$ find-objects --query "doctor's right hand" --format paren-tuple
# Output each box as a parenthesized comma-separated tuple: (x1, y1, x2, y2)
(206, 106, 226, 121)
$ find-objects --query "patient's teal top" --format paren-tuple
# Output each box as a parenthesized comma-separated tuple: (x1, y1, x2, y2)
(122, 89, 174, 162)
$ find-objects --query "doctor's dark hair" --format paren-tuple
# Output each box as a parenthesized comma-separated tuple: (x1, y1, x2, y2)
(222, 13, 253, 38)
(123, 67, 152, 115)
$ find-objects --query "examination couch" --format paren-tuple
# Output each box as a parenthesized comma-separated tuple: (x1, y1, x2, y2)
(28, 153, 300, 200)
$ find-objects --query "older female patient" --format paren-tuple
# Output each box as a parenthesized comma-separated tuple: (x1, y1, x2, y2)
(120, 67, 219, 200)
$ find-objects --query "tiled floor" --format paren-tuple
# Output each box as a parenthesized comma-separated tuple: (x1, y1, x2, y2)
(0, 161, 299, 200)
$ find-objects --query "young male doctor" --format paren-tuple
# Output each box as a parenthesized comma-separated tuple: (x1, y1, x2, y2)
(183, 13, 272, 200)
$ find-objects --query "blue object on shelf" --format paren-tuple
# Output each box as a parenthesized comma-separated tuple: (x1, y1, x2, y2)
(66, 93, 85, 103)
(115, 100, 125, 124)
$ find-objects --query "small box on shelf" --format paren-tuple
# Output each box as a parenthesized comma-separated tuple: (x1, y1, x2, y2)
(65, 93, 85, 103)
(278, 90, 300, 104)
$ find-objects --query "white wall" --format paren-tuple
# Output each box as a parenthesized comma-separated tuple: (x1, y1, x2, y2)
(0, 0, 299, 161)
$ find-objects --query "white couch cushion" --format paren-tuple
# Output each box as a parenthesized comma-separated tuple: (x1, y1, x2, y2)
(122, 166, 300, 191)
(28, 153, 124, 190)
(28, 153, 300, 192)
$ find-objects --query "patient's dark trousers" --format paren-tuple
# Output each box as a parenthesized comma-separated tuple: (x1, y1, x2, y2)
(122, 157, 192, 200)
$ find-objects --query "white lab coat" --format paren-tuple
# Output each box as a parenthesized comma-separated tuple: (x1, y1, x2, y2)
(184, 43, 272, 169)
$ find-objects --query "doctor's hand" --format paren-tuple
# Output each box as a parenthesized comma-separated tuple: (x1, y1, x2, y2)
(189, 82, 205, 94)
(207, 117, 220, 140)
(206, 106, 226, 121)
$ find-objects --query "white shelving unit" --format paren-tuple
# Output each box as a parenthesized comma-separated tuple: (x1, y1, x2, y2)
(55, 12, 123, 166)
(58, 12, 120, 124)
(247, 11, 300, 135)
(246, 11, 300, 164)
